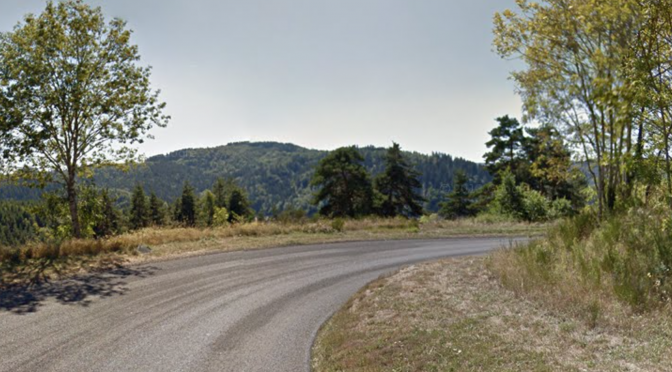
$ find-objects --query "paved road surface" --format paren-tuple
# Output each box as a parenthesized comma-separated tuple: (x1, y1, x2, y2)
(0, 238, 520, 372)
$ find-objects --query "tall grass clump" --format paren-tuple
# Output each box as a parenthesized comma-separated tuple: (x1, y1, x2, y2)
(489, 203, 672, 326)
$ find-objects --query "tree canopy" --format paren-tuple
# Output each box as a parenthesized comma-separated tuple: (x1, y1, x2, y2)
(0, 0, 168, 237)
(375, 143, 425, 217)
(493, 0, 672, 216)
(311, 147, 373, 218)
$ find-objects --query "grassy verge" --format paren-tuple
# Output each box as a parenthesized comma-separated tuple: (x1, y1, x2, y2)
(0, 218, 544, 286)
(312, 256, 672, 372)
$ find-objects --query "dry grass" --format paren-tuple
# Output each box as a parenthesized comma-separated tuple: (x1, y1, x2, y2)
(312, 257, 672, 372)
(1, 217, 544, 286)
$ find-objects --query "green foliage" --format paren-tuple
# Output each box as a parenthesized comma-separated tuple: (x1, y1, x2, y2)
(212, 206, 229, 227)
(0, 0, 168, 237)
(374, 143, 425, 217)
(129, 185, 149, 230)
(148, 192, 166, 226)
(493, 171, 525, 220)
(440, 170, 474, 219)
(0, 201, 40, 246)
(493, 0, 672, 217)
(199, 190, 217, 227)
(1, 142, 492, 216)
(228, 188, 252, 223)
(93, 189, 121, 237)
(177, 182, 196, 227)
(311, 147, 374, 218)
(520, 187, 549, 223)
(212, 178, 228, 209)
(483, 115, 526, 183)
(549, 198, 574, 220)
(331, 218, 345, 232)
(506, 204, 672, 311)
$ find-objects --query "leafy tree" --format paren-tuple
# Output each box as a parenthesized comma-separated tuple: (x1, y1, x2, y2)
(374, 143, 424, 217)
(228, 188, 252, 223)
(177, 182, 196, 226)
(212, 207, 229, 227)
(129, 185, 149, 230)
(440, 170, 474, 219)
(311, 147, 373, 218)
(148, 191, 165, 226)
(493, 0, 655, 217)
(484, 116, 526, 183)
(0, 0, 168, 237)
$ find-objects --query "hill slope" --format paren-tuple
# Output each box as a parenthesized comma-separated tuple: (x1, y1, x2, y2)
(1, 142, 491, 215)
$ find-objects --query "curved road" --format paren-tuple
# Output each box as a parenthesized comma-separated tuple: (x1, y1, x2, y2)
(0, 238, 518, 372)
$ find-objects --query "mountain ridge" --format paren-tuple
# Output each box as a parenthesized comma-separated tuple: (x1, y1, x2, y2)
(1, 141, 492, 215)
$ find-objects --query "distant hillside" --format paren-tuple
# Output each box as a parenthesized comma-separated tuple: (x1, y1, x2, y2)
(0, 142, 491, 215)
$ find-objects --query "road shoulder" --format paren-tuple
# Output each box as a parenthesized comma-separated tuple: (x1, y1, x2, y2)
(312, 256, 670, 372)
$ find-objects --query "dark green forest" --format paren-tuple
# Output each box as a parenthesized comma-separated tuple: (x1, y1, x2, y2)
(0, 142, 490, 215)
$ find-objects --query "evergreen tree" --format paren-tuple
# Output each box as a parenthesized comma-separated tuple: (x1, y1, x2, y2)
(484, 116, 526, 183)
(374, 143, 425, 217)
(440, 170, 474, 219)
(494, 171, 525, 219)
(228, 188, 251, 223)
(130, 184, 149, 230)
(94, 189, 120, 237)
(148, 192, 165, 226)
(177, 182, 196, 226)
(311, 147, 374, 218)
(200, 190, 217, 226)
(213, 178, 228, 209)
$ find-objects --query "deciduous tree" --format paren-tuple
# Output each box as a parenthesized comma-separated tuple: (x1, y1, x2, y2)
(0, 0, 169, 237)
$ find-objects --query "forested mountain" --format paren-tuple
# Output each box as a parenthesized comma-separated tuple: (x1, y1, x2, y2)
(0, 142, 491, 215)
(0, 201, 40, 246)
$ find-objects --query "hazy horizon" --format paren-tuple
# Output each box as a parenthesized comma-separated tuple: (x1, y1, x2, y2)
(0, 0, 522, 163)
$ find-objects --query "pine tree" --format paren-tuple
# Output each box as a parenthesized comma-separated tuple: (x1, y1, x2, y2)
(484, 116, 526, 183)
(178, 182, 196, 226)
(311, 147, 374, 218)
(94, 189, 120, 237)
(374, 143, 425, 217)
(228, 188, 251, 223)
(213, 178, 228, 209)
(130, 184, 149, 230)
(148, 192, 165, 226)
(440, 170, 474, 219)
(200, 190, 217, 226)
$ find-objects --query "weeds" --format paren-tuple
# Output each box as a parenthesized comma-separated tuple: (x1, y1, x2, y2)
(489, 205, 672, 329)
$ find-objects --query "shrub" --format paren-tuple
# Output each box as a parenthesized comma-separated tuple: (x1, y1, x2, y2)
(331, 218, 345, 232)
(521, 187, 549, 222)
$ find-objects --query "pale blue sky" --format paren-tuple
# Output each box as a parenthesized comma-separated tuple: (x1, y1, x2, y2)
(0, 0, 521, 162)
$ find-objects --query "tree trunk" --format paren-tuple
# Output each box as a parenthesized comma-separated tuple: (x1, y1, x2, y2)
(66, 177, 81, 239)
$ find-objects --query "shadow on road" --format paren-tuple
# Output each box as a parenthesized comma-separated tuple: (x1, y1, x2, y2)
(0, 264, 156, 315)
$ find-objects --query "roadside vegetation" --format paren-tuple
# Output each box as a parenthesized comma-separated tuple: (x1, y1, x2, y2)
(315, 0, 672, 370)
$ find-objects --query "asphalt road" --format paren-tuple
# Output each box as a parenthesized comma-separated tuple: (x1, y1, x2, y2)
(0, 238, 519, 372)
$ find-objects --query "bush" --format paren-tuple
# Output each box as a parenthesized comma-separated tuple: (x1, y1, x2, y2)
(331, 218, 345, 232)
(549, 198, 574, 219)
(521, 187, 549, 222)
(490, 206, 672, 315)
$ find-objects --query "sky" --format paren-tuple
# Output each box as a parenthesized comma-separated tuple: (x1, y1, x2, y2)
(0, 0, 522, 163)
